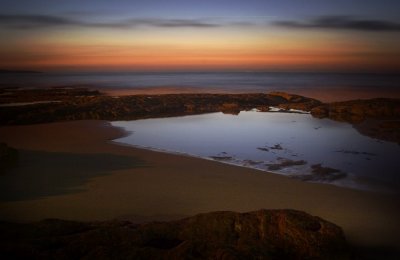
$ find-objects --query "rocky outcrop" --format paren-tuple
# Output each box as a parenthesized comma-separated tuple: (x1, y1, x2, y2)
(0, 209, 350, 259)
(269, 92, 323, 112)
(0, 88, 320, 125)
(310, 98, 400, 123)
(310, 99, 400, 144)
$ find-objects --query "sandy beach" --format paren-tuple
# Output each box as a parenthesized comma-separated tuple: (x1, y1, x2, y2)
(0, 120, 399, 253)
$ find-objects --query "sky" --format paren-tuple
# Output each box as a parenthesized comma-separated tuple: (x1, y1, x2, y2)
(0, 0, 400, 72)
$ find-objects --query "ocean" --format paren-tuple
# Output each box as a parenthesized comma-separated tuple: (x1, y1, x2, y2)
(2, 71, 400, 102)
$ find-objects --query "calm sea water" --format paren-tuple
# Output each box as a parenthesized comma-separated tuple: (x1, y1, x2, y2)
(2, 71, 400, 101)
(112, 111, 400, 193)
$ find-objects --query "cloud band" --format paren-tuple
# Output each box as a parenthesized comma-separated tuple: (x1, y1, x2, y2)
(273, 16, 400, 32)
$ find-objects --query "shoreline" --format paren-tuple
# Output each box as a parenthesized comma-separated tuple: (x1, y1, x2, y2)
(111, 137, 384, 194)
(1, 120, 400, 252)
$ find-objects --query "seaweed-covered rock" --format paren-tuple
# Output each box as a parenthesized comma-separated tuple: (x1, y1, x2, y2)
(310, 105, 329, 118)
(0, 209, 350, 259)
(311, 98, 400, 123)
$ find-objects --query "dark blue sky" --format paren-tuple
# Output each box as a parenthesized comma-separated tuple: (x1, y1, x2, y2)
(1, 0, 400, 20)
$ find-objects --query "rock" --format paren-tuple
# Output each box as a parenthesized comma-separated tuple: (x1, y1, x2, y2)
(295, 164, 347, 182)
(312, 99, 400, 123)
(310, 99, 400, 143)
(220, 103, 241, 115)
(269, 92, 323, 112)
(269, 92, 309, 103)
(0, 209, 350, 259)
(310, 105, 329, 118)
(277, 102, 316, 112)
(266, 159, 307, 171)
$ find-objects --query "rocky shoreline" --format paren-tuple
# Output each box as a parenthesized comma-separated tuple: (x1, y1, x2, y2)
(1, 87, 399, 143)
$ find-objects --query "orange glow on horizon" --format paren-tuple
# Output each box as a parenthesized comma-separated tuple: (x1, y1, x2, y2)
(1, 27, 399, 72)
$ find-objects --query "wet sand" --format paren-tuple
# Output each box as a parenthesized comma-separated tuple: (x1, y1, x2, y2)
(0, 120, 399, 252)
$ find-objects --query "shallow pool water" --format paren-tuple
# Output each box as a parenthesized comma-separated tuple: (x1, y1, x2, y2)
(112, 111, 400, 192)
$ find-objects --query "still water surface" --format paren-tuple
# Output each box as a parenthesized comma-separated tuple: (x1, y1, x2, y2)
(112, 111, 400, 192)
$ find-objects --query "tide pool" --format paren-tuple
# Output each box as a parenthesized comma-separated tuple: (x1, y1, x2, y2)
(112, 111, 400, 192)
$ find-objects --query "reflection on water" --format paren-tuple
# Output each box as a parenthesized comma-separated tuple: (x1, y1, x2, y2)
(112, 111, 400, 192)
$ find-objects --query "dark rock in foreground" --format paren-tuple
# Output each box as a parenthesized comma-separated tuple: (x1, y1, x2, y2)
(0, 209, 349, 259)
